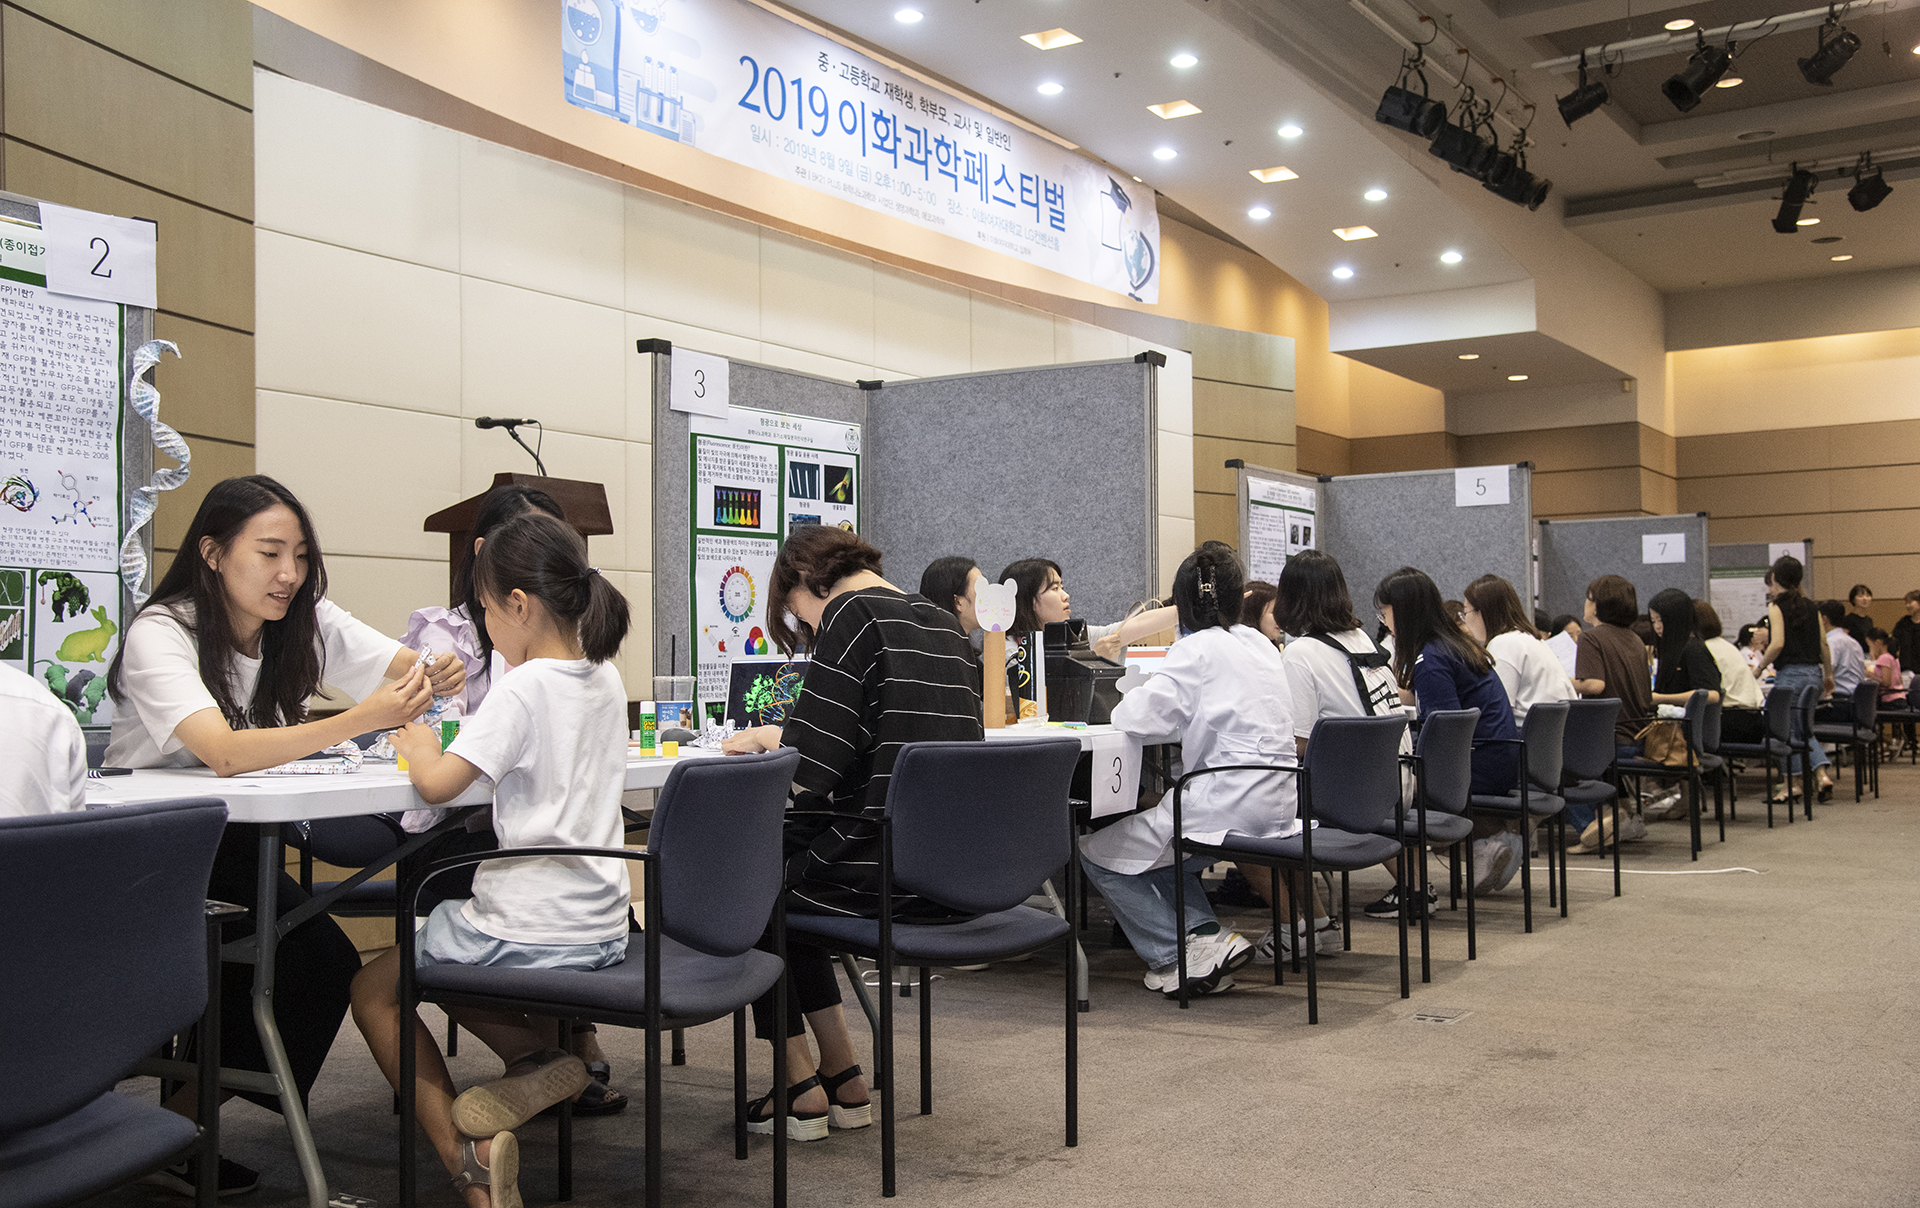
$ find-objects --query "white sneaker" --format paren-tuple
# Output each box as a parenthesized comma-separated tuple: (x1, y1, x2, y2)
(1643, 790, 1686, 820)
(1167, 930, 1252, 996)
(1493, 831, 1526, 891)
(1471, 837, 1514, 895)
(1253, 917, 1339, 961)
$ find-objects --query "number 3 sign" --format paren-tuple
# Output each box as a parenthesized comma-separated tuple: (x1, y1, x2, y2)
(670, 347, 731, 418)
(39, 202, 157, 309)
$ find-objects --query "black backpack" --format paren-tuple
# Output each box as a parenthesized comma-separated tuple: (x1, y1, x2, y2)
(1308, 632, 1400, 717)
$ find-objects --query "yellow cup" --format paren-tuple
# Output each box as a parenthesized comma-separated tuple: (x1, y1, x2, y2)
(662, 741, 679, 757)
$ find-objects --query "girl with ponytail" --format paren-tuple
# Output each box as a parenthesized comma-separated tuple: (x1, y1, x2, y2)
(354, 511, 633, 1208)
(1080, 542, 1301, 998)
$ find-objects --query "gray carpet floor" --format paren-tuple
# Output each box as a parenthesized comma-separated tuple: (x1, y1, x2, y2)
(92, 760, 1920, 1208)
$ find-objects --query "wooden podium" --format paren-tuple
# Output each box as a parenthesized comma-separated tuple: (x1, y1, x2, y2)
(424, 473, 613, 605)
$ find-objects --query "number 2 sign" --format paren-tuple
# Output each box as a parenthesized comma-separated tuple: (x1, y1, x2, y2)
(38, 202, 157, 309)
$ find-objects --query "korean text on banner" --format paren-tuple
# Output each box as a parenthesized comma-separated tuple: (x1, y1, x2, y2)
(561, 0, 1160, 302)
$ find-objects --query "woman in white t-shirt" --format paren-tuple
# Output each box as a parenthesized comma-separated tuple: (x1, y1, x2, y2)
(1461, 575, 1577, 724)
(0, 661, 86, 815)
(356, 511, 632, 1208)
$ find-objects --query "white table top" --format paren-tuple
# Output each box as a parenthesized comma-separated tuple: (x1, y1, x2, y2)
(982, 722, 1177, 750)
(81, 750, 724, 823)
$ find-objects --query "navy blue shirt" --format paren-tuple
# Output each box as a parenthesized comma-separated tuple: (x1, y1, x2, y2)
(1412, 640, 1520, 796)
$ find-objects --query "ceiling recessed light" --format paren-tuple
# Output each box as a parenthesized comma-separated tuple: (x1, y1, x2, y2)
(1364, 188, 1389, 201)
(1132, 175, 1143, 182)
(1333, 225, 1378, 241)
(1912, 42, 1920, 54)
(1715, 76, 1744, 88)
(1248, 206, 1271, 220)
(1797, 217, 1820, 226)
(1249, 165, 1299, 182)
(1147, 100, 1203, 119)
(1170, 52, 1198, 68)
(895, 7, 923, 23)
(1665, 18, 1696, 30)
(1508, 374, 1529, 382)
(1331, 266, 1354, 279)
(1036, 81, 1063, 95)
(1278, 124, 1304, 138)
(1831, 254, 1854, 261)
(1152, 147, 1178, 161)
(1021, 28, 1083, 50)
(1440, 250, 1463, 264)
(1458, 353, 1480, 360)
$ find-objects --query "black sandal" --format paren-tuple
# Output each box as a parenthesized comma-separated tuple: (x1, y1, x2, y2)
(819, 1064, 871, 1130)
(540, 1025, 628, 1117)
(745, 1074, 828, 1142)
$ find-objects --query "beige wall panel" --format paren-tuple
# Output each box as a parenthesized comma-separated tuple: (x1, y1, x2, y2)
(1829, 419, 1920, 470)
(1823, 510, 1920, 558)
(1157, 515, 1195, 596)
(625, 187, 762, 342)
(1532, 467, 1644, 517)
(12, 0, 253, 107)
(152, 314, 254, 445)
(459, 424, 631, 573)
(1055, 317, 1130, 365)
(1640, 468, 1679, 515)
(1191, 378, 1295, 443)
(258, 391, 463, 560)
(1348, 432, 1454, 475)
(622, 312, 758, 441)
(1456, 423, 1638, 475)
(1827, 465, 1920, 514)
(1157, 432, 1194, 522)
(623, 571, 654, 693)
(751, 343, 874, 384)
(759, 230, 874, 368)
(4, 142, 253, 332)
(1346, 358, 1445, 439)
(969, 293, 1054, 373)
(321, 554, 448, 645)
(872, 264, 969, 379)
(1676, 427, 1833, 479)
(1295, 427, 1351, 476)
(1696, 513, 1833, 549)
(1639, 425, 1678, 478)
(459, 136, 624, 308)
(2, 11, 251, 218)
(153, 437, 254, 551)
(254, 72, 459, 270)
(1193, 436, 1295, 495)
(1812, 554, 1920, 596)
(1187, 325, 1292, 392)
(623, 441, 652, 575)
(1680, 470, 1835, 518)
(461, 277, 625, 439)
(257, 232, 461, 415)
(1194, 493, 1238, 551)
(1153, 347, 1194, 439)
(1669, 330, 1920, 437)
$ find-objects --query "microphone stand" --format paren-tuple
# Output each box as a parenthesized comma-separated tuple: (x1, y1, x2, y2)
(501, 421, 547, 475)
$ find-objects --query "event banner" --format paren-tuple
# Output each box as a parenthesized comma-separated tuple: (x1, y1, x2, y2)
(562, 0, 1161, 301)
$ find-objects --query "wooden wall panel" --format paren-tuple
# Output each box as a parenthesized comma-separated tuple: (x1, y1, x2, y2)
(1191, 377, 1296, 443)
(1295, 427, 1351, 476)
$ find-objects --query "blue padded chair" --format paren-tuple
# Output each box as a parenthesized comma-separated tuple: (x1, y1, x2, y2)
(1467, 701, 1569, 932)
(1559, 698, 1625, 897)
(1616, 690, 1711, 859)
(1698, 695, 1731, 839)
(0, 799, 229, 1208)
(398, 749, 799, 1208)
(1717, 686, 1804, 828)
(1812, 680, 1880, 802)
(1390, 708, 1480, 976)
(783, 737, 1083, 1200)
(1171, 714, 1410, 1023)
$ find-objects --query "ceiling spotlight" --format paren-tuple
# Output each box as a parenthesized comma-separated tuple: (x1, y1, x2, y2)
(1557, 54, 1610, 127)
(895, 7, 923, 23)
(1331, 266, 1355, 279)
(1431, 112, 1497, 179)
(1715, 76, 1745, 88)
(1508, 375, 1529, 382)
(1278, 123, 1304, 138)
(1364, 187, 1389, 201)
(1799, 18, 1861, 86)
(1797, 217, 1820, 226)
(1170, 52, 1198, 68)
(1021, 28, 1083, 49)
(1247, 205, 1271, 220)
(1333, 226, 1378, 240)
(1663, 39, 1733, 112)
(1379, 70, 1448, 138)
(1250, 166, 1299, 182)
(1831, 254, 1854, 261)
(1665, 18, 1697, 30)
(1152, 147, 1178, 161)
(1849, 154, 1893, 211)
(1037, 81, 1064, 95)
(1441, 250, 1464, 264)
(1772, 166, 1817, 233)
(1484, 142, 1553, 210)
(1147, 100, 1202, 119)
(1458, 353, 1480, 360)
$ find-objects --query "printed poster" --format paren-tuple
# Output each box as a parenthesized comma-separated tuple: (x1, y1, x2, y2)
(561, 0, 1161, 301)
(1246, 478, 1315, 584)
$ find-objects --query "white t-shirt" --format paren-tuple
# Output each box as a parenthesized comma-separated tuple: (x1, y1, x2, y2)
(1280, 627, 1400, 737)
(0, 663, 87, 815)
(448, 658, 631, 945)
(106, 598, 402, 769)
(1486, 630, 1577, 723)
(1705, 636, 1764, 709)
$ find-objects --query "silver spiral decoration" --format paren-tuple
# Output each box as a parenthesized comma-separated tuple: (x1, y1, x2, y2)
(119, 339, 190, 606)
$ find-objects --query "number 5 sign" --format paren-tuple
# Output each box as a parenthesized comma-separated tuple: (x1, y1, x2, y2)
(1454, 465, 1511, 508)
(39, 202, 157, 309)
(670, 347, 731, 418)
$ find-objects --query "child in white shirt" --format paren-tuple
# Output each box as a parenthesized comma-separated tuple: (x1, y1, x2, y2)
(351, 511, 632, 1208)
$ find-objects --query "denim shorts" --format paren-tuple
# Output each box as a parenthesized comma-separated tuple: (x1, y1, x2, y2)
(415, 899, 627, 972)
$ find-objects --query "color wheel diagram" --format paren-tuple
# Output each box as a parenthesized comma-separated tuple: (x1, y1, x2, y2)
(718, 564, 769, 655)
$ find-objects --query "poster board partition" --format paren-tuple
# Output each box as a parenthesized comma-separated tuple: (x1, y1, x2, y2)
(1318, 464, 1534, 612)
(1227, 459, 1320, 587)
(1537, 513, 1711, 626)
(1709, 539, 1815, 635)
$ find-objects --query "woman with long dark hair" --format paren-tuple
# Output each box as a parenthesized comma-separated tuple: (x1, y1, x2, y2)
(1748, 555, 1836, 801)
(917, 555, 983, 634)
(104, 475, 466, 1193)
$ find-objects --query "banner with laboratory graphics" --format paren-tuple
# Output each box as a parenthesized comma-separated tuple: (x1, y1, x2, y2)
(562, 0, 1161, 301)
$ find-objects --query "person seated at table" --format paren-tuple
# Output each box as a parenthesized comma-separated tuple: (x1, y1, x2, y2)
(1820, 598, 1867, 703)
(1080, 543, 1295, 997)
(1749, 557, 1836, 803)
(1373, 567, 1519, 911)
(720, 525, 983, 1140)
(918, 555, 984, 636)
(996, 557, 1176, 715)
(352, 510, 633, 1208)
(1697, 599, 1764, 735)
(1866, 628, 1906, 708)
(1241, 579, 1283, 648)
(0, 661, 86, 816)
(1570, 575, 1654, 846)
(103, 475, 462, 1196)
(1639, 588, 1723, 820)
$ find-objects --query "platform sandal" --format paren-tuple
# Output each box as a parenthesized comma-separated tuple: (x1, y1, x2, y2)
(819, 1064, 871, 1130)
(744, 1074, 829, 1142)
(452, 1049, 590, 1137)
(452, 1131, 521, 1208)
(539, 1026, 628, 1117)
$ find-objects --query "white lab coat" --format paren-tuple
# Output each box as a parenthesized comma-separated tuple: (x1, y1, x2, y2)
(1081, 625, 1297, 875)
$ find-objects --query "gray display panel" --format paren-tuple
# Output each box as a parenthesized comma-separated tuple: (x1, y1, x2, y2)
(1537, 513, 1711, 624)
(1320, 464, 1534, 611)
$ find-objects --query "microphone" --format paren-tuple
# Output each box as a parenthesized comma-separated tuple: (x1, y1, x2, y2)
(474, 416, 547, 475)
(474, 416, 532, 429)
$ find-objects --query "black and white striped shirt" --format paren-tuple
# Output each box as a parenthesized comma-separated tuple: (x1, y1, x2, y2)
(784, 587, 984, 919)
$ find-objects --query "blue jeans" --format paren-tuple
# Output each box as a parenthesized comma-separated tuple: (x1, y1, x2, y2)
(1080, 852, 1218, 971)
(1771, 664, 1833, 778)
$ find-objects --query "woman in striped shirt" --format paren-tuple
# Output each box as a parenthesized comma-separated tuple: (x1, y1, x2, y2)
(722, 525, 984, 1142)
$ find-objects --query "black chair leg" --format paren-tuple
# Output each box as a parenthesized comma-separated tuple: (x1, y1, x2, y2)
(1396, 852, 1410, 1001)
(1341, 870, 1352, 951)
(1519, 810, 1534, 934)
(1299, 870, 1319, 1025)
(1064, 858, 1079, 1149)
(446, 1018, 458, 1057)
(919, 967, 932, 1116)
(733, 1010, 747, 1161)
(556, 1017, 574, 1201)
(672, 1027, 686, 1067)
(1418, 846, 1432, 984)
(1547, 818, 1559, 911)
(1269, 866, 1282, 987)
(1612, 793, 1621, 898)
(1464, 833, 1477, 961)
